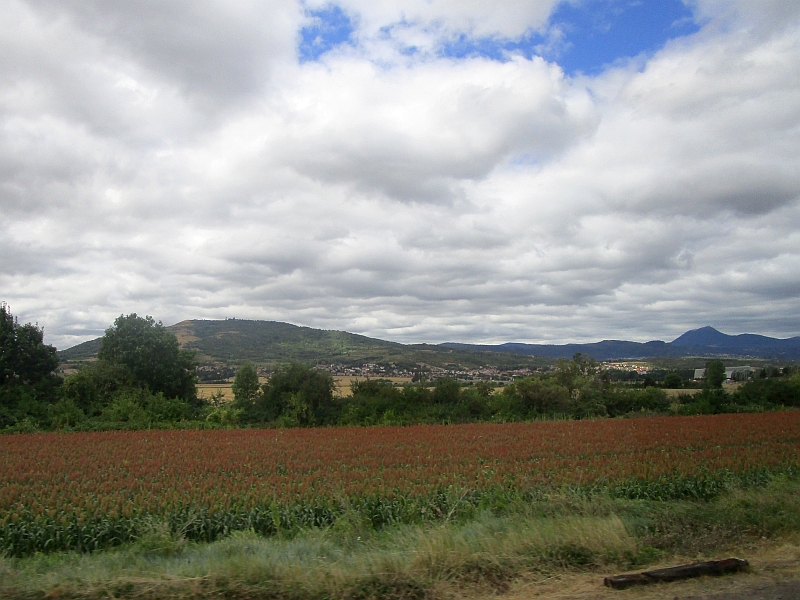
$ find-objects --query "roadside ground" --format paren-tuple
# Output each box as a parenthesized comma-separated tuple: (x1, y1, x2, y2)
(466, 537, 800, 600)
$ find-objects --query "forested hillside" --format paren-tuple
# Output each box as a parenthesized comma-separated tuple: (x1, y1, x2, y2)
(60, 319, 549, 369)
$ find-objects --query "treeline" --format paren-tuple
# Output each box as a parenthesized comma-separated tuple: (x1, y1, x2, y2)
(2, 304, 799, 432)
(1, 306, 204, 431)
(229, 355, 800, 427)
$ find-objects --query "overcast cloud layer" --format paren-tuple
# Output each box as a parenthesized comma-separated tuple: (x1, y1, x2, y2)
(2, 0, 800, 349)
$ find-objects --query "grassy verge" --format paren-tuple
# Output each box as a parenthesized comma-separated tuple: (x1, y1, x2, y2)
(2, 476, 800, 599)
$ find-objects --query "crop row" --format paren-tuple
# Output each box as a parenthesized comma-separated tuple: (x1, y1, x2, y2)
(1, 412, 799, 555)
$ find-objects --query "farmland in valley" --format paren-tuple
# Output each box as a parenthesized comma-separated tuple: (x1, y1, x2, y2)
(197, 376, 414, 401)
(1, 412, 798, 557)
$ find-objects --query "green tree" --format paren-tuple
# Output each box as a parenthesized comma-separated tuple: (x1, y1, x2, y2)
(605, 387, 670, 417)
(60, 361, 135, 417)
(232, 361, 260, 404)
(433, 377, 460, 405)
(704, 360, 726, 390)
(231, 361, 261, 423)
(682, 360, 729, 414)
(513, 377, 570, 416)
(259, 363, 336, 426)
(0, 303, 61, 428)
(98, 314, 197, 401)
(553, 354, 609, 418)
(663, 372, 682, 389)
(555, 353, 599, 395)
(0, 303, 59, 389)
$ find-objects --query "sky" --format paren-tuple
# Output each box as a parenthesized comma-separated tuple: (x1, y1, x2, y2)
(1, 0, 799, 350)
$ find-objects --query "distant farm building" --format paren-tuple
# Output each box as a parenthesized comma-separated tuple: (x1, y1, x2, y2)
(693, 366, 753, 381)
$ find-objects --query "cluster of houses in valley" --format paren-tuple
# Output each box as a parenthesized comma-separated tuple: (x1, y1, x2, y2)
(602, 362, 652, 374)
(316, 363, 536, 384)
(200, 359, 765, 388)
(317, 362, 763, 385)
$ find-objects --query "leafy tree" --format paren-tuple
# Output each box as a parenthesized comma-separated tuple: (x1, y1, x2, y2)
(60, 361, 135, 417)
(99, 390, 150, 426)
(98, 314, 197, 401)
(681, 360, 729, 414)
(350, 378, 396, 398)
(433, 377, 460, 405)
(663, 373, 683, 388)
(342, 379, 405, 425)
(704, 360, 726, 389)
(730, 377, 800, 408)
(0, 303, 59, 388)
(605, 387, 670, 417)
(232, 361, 261, 405)
(513, 377, 570, 416)
(555, 353, 600, 395)
(258, 363, 336, 426)
(50, 398, 85, 430)
(0, 303, 61, 428)
(231, 361, 262, 423)
(456, 386, 491, 419)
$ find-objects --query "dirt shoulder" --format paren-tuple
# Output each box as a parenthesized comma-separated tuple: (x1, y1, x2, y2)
(465, 538, 800, 600)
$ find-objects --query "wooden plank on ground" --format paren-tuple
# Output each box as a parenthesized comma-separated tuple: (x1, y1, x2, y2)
(604, 558, 749, 590)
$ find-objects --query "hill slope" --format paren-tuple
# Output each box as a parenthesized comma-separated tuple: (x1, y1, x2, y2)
(58, 319, 548, 369)
(58, 321, 800, 366)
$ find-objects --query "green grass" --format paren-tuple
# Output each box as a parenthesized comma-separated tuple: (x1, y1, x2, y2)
(2, 477, 800, 599)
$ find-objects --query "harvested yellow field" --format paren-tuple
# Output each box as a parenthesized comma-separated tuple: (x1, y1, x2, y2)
(663, 388, 702, 398)
(334, 376, 413, 397)
(197, 383, 234, 402)
(663, 382, 743, 398)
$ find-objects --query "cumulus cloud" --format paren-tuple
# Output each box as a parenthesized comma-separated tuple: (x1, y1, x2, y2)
(25, 0, 302, 105)
(1, 0, 799, 349)
(305, 0, 560, 42)
(270, 56, 597, 202)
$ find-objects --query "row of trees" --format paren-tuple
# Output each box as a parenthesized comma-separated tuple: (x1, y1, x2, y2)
(1, 306, 202, 431)
(230, 362, 336, 427)
(2, 303, 799, 431)
(228, 354, 800, 427)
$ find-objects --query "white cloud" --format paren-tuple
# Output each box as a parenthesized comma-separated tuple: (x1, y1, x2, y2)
(268, 55, 597, 202)
(1, 0, 800, 349)
(305, 0, 560, 40)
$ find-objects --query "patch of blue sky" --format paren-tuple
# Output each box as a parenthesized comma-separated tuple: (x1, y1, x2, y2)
(440, 0, 701, 75)
(298, 4, 355, 63)
(440, 34, 512, 62)
(549, 0, 701, 74)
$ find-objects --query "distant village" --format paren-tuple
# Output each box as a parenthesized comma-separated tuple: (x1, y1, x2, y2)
(197, 360, 760, 385)
(316, 363, 537, 384)
(198, 362, 652, 385)
(316, 361, 671, 384)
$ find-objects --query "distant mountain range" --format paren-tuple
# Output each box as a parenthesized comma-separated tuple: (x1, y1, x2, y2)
(58, 321, 800, 366)
(443, 326, 800, 361)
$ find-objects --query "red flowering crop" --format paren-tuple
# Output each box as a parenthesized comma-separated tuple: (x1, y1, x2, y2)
(0, 412, 798, 555)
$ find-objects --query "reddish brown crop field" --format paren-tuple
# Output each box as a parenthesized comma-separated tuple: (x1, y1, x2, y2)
(1, 412, 799, 555)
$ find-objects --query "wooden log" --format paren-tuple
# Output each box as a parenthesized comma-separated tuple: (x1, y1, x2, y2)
(604, 558, 749, 590)
(643, 558, 749, 583)
(603, 573, 651, 589)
